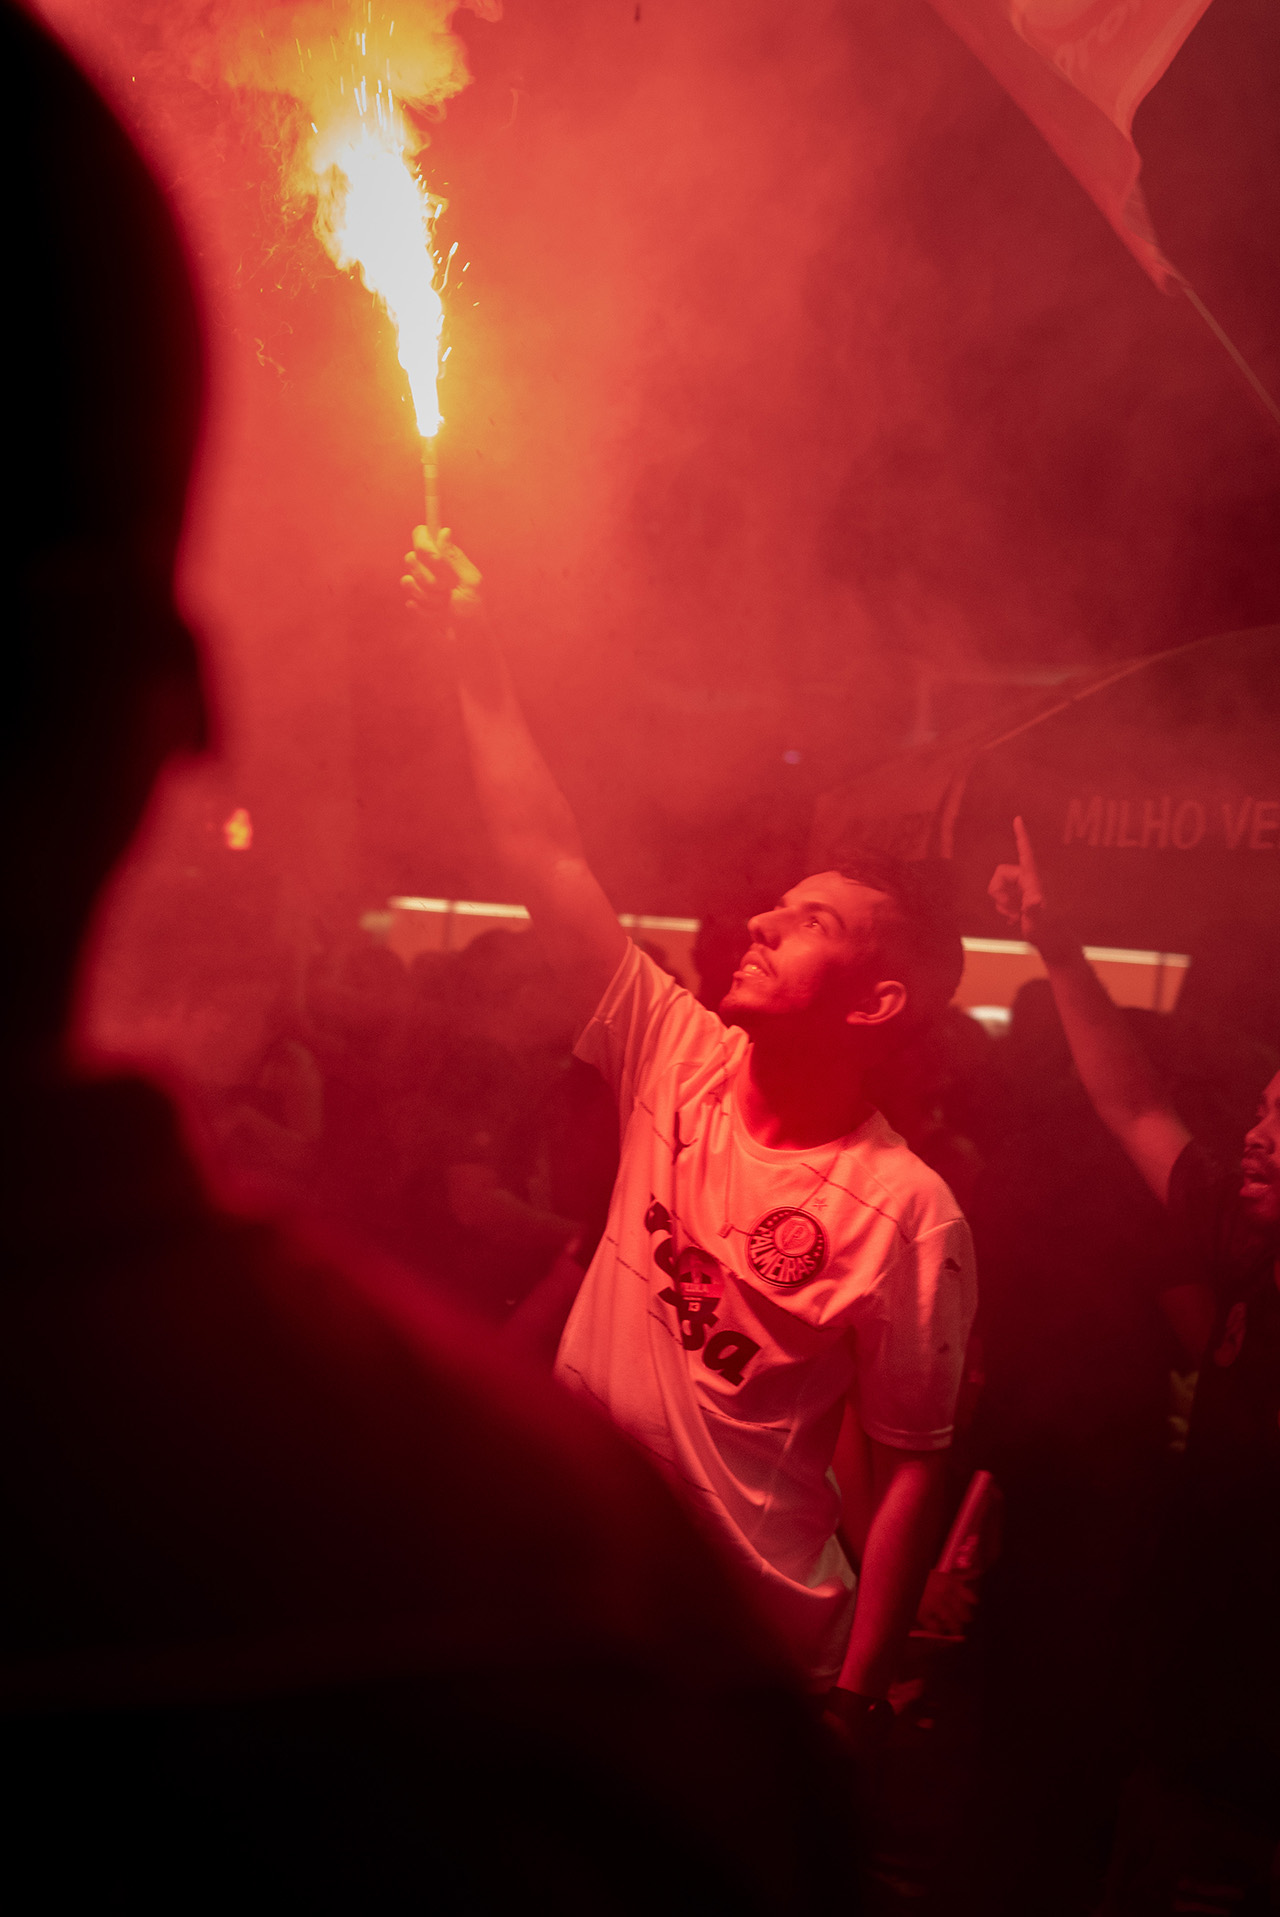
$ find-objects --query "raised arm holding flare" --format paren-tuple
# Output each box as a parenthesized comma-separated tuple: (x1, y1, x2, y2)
(403, 526, 626, 1032)
(406, 530, 977, 1741)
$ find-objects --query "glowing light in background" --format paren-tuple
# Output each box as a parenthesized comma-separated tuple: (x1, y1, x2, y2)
(222, 807, 254, 851)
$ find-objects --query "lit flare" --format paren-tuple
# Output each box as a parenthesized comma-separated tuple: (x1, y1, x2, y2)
(313, 111, 446, 516)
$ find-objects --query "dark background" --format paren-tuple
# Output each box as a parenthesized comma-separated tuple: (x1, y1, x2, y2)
(35, 0, 1280, 1005)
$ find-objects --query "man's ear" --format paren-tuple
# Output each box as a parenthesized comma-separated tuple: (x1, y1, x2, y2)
(845, 979, 907, 1030)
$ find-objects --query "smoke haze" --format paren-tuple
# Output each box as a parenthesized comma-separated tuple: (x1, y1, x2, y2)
(30, 0, 1280, 1042)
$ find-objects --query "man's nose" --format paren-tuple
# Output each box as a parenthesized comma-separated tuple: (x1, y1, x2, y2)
(747, 910, 779, 946)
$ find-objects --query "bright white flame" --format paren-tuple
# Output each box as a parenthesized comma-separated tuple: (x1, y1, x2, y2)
(314, 120, 444, 439)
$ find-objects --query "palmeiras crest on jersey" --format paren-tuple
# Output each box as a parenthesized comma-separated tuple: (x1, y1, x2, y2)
(747, 1207, 828, 1287)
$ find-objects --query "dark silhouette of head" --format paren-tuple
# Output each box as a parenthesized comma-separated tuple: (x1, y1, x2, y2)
(3, 2, 206, 1075)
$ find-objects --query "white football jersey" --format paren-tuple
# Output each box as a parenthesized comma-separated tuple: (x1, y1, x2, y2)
(556, 943, 977, 1685)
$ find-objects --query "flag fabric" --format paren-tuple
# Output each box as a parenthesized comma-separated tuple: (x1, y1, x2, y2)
(925, 0, 1214, 288)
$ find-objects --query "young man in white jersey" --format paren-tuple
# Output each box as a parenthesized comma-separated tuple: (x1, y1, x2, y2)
(404, 530, 977, 1741)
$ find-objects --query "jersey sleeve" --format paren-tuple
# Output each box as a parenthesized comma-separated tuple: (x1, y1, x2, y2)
(851, 1217, 977, 1451)
(574, 940, 726, 1128)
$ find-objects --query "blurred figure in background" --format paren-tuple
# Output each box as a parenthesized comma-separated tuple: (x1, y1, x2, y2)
(0, 10, 850, 1906)
(1176, 918, 1280, 1064)
(991, 822, 1280, 1917)
(82, 839, 327, 1216)
(303, 931, 421, 1250)
(963, 976, 1189, 1915)
(875, 1004, 991, 1212)
(421, 928, 617, 1321)
(159, 962, 322, 1212)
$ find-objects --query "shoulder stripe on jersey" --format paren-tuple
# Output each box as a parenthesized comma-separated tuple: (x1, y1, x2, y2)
(814, 1168, 913, 1243)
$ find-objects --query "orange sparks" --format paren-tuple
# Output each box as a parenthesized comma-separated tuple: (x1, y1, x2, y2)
(222, 2, 479, 478)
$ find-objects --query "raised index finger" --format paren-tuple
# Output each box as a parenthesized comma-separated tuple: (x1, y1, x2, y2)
(1012, 814, 1041, 885)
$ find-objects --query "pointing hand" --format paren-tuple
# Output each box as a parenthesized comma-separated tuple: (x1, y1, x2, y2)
(988, 818, 1078, 961)
(988, 815, 1046, 943)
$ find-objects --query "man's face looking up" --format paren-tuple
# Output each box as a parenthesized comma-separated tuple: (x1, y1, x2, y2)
(1241, 1069, 1280, 1234)
(719, 871, 906, 1035)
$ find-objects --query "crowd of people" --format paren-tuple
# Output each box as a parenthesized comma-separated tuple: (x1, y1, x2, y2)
(123, 910, 622, 1322)
(137, 857, 1277, 1913)
(6, 6, 1277, 1912)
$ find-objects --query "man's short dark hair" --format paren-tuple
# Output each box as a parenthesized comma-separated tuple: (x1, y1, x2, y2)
(833, 851, 965, 1030)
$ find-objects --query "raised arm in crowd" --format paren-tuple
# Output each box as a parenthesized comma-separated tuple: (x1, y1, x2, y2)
(989, 817, 1192, 1204)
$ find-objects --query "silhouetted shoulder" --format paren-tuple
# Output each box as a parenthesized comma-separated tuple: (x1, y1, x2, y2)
(0, 1075, 849, 1909)
(0, 1075, 771, 1687)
